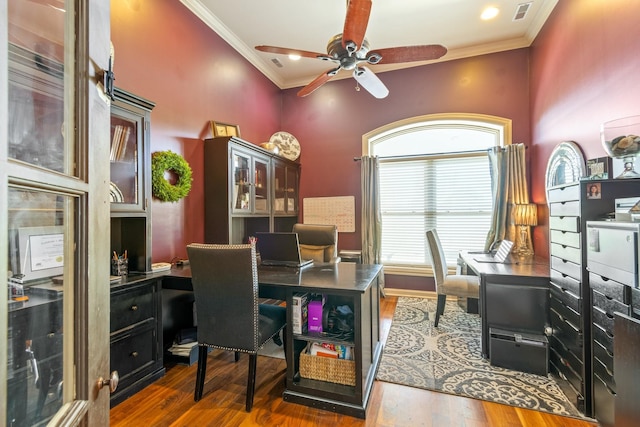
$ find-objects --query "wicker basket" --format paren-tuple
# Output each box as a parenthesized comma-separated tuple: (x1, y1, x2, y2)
(299, 352, 356, 386)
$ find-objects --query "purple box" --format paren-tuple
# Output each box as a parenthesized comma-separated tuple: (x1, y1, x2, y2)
(307, 300, 323, 333)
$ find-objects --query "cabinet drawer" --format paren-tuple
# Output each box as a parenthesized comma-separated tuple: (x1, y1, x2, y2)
(550, 242, 581, 265)
(593, 306, 614, 336)
(593, 322, 614, 353)
(551, 296, 581, 329)
(549, 341, 583, 395)
(592, 289, 629, 317)
(548, 184, 580, 203)
(550, 230, 580, 249)
(551, 256, 581, 281)
(550, 308, 582, 355)
(549, 334, 583, 375)
(549, 200, 580, 217)
(111, 283, 155, 332)
(110, 320, 156, 380)
(589, 272, 630, 304)
(549, 275, 581, 311)
(593, 338, 614, 375)
(593, 371, 616, 427)
(549, 216, 580, 233)
(594, 355, 616, 394)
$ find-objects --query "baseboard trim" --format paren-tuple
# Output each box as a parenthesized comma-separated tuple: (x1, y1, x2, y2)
(384, 289, 436, 299)
(383, 289, 459, 301)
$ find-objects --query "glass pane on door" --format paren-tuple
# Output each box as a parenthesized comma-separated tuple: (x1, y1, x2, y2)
(110, 113, 139, 205)
(7, 188, 73, 426)
(7, 0, 72, 175)
(233, 152, 251, 212)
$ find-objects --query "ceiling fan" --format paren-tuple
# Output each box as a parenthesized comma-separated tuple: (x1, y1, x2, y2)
(255, 0, 447, 99)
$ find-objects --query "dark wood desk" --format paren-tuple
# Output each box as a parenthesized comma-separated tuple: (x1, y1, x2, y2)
(162, 262, 383, 419)
(458, 251, 550, 359)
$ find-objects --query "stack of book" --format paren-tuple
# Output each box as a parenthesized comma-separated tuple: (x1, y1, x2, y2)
(110, 124, 131, 161)
(292, 293, 309, 335)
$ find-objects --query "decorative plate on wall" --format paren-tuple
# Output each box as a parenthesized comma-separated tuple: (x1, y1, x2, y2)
(545, 141, 586, 196)
(270, 131, 300, 161)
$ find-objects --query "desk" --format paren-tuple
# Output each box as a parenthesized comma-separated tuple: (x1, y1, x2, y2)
(458, 251, 550, 359)
(162, 262, 383, 419)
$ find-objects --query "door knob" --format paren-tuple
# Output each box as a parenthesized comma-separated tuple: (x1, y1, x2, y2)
(97, 371, 119, 393)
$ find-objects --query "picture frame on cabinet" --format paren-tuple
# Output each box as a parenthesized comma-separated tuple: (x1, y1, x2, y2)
(210, 121, 240, 138)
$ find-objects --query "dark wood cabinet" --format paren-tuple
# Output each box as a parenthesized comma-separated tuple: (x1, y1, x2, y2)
(110, 88, 155, 273)
(109, 88, 164, 406)
(203, 136, 300, 244)
(109, 277, 165, 406)
(547, 179, 640, 418)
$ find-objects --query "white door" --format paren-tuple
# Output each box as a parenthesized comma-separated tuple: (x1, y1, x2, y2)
(2, 0, 112, 425)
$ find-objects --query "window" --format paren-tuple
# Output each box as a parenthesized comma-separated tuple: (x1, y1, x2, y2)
(364, 114, 511, 274)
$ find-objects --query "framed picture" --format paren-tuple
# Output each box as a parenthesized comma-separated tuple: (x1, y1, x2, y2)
(210, 121, 240, 138)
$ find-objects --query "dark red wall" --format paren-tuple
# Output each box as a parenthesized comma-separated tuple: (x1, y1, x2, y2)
(530, 0, 640, 258)
(111, 0, 282, 261)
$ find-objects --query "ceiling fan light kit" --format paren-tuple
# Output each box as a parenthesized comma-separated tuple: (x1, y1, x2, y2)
(255, 0, 447, 98)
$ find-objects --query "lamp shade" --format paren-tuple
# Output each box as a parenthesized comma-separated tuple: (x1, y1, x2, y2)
(513, 203, 538, 226)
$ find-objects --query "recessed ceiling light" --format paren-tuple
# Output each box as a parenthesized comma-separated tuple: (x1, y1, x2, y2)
(288, 54, 301, 61)
(481, 6, 500, 20)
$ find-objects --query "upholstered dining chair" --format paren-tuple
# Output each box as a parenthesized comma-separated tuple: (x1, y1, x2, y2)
(186, 243, 287, 412)
(425, 229, 480, 327)
(292, 223, 340, 263)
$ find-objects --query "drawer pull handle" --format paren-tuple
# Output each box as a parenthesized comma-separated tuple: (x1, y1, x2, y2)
(130, 305, 138, 311)
(131, 351, 138, 358)
(47, 333, 55, 339)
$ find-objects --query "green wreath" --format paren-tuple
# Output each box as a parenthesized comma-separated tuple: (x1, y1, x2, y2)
(151, 150, 193, 202)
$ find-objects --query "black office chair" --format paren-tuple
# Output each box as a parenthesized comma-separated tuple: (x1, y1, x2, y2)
(426, 229, 479, 327)
(186, 243, 287, 412)
(292, 223, 340, 263)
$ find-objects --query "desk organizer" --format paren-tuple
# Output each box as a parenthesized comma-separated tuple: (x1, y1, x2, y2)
(299, 352, 355, 386)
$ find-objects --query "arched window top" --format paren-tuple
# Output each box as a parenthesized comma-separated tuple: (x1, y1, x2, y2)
(363, 113, 512, 157)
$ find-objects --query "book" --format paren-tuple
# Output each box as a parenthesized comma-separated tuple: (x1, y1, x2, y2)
(292, 293, 309, 335)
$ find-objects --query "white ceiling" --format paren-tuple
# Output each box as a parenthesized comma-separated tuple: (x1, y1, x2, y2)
(180, 0, 558, 90)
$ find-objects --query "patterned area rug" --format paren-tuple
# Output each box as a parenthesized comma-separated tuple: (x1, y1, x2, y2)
(376, 297, 582, 418)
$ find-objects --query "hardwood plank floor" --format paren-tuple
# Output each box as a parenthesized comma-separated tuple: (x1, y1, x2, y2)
(110, 296, 598, 426)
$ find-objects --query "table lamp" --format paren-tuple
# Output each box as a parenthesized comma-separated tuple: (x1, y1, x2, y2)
(513, 203, 538, 256)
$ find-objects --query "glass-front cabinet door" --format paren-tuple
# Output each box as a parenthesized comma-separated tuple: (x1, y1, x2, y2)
(253, 156, 269, 214)
(232, 150, 251, 213)
(3, 0, 112, 425)
(109, 88, 153, 213)
(273, 159, 299, 215)
(110, 106, 142, 208)
(231, 149, 270, 215)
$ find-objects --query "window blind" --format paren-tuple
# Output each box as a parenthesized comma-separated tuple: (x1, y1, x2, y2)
(379, 154, 493, 266)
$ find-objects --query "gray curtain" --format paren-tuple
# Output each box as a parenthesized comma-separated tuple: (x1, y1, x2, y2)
(485, 143, 529, 251)
(361, 156, 385, 296)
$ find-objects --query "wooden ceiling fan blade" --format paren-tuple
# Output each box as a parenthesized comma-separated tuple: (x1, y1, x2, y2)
(255, 45, 332, 60)
(342, 0, 372, 51)
(353, 66, 389, 99)
(297, 69, 339, 97)
(369, 44, 448, 65)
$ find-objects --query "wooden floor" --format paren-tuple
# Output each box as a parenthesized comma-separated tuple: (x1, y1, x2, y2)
(110, 296, 598, 427)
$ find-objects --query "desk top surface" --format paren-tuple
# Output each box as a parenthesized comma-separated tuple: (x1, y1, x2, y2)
(460, 250, 549, 278)
(165, 262, 383, 294)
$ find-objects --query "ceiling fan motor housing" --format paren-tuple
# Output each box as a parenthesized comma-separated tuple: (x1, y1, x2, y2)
(327, 34, 370, 70)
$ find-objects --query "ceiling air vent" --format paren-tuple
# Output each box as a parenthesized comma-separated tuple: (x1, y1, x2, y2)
(513, 2, 532, 21)
(271, 58, 283, 68)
